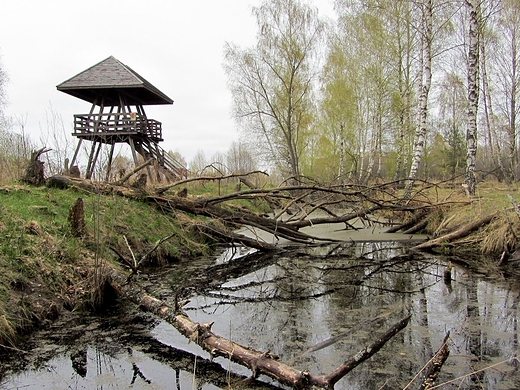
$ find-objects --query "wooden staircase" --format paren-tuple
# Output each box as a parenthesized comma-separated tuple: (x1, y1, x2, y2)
(132, 139, 188, 182)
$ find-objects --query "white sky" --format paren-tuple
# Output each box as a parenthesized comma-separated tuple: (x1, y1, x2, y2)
(0, 0, 334, 166)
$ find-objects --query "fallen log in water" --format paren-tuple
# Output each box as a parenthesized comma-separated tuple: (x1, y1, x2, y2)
(49, 175, 462, 252)
(403, 332, 451, 390)
(413, 213, 498, 251)
(419, 332, 450, 390)
(115, 275, 411, 389)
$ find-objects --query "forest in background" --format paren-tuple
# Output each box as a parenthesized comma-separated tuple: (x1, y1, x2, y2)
(0, 0, 519, 194)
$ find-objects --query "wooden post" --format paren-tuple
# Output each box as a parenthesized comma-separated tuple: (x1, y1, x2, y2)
(69, 138, 83, 169)
(85, 141, 97, 179)
(105, 142, 115, 182)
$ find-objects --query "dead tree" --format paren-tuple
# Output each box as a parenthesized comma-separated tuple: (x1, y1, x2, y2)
(47, 175, 470, 253)
(21, 147, 51, 186)
(116, 275, 411, 389)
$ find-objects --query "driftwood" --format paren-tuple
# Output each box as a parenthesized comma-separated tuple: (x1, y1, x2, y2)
(413, 213, 498, 251)
(420, 332, 450, 390)
(118, 277, 411, 389)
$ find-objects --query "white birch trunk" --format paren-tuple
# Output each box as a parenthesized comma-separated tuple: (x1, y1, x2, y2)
(465, 0, 480, 196)
(405, 0, 432, 194)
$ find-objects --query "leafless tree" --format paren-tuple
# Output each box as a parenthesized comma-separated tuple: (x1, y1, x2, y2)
(224, 0, 325, 182)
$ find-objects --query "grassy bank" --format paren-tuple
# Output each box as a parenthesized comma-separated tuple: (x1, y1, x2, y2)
(403, 180, 520, 258)
(0, 183, 212, 347)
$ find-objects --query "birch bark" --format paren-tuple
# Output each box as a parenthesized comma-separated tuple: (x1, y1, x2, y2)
(405, 0, 432, 195)
(465, 0, 481, 196)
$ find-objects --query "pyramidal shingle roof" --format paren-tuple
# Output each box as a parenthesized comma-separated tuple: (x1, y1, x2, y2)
(57, 56, 173, 106)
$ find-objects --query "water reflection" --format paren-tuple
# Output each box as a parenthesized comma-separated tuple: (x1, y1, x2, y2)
(181, 244, 520, 389)
(2, 243, 520, 389)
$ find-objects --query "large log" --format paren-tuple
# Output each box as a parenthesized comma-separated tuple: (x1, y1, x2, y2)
(413, 213, 498, 251)
(118, 278, 411, 389)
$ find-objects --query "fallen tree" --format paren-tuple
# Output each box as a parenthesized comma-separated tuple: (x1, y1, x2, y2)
(413, 213, 498, 251)
(47, 175, 454, 252)
(115, 273, 411, 389)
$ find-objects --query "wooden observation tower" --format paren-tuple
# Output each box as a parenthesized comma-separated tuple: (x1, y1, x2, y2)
(57, 56, 186, 181)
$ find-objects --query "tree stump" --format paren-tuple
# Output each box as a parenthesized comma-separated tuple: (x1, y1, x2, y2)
(68, 198, 85, 237)
(133, 173, 148, 189)
(69, 165, 81, 178)
(21, 148, 50, 186)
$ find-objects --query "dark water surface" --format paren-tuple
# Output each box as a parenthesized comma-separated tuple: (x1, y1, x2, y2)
(1, 243, 519, 389)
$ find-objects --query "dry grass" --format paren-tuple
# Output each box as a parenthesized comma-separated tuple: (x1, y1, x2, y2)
(415, 181, 520, 255)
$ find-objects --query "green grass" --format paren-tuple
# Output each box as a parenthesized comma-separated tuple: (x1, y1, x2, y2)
(0, 183, 218, 346)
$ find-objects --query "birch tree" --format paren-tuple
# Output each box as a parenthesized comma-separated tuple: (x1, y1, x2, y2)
(390, 0, 417, 182)
(480, 8, 509, 182)
(224, 0, 325, 183)
(405, 0, 433, 194)
(438, 72, 467, 178)
(317, 40, 359, 182)
(464, 0, 481, 195)
(331, 0, 407, 184)
(495, 0, 520, 180)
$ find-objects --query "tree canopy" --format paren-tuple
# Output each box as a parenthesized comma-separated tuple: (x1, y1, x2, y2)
(223, 0, 520, 191)
(224, 0, 325, 182)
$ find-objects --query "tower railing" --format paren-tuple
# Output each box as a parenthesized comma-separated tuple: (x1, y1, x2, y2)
(73, 113, 163, 141)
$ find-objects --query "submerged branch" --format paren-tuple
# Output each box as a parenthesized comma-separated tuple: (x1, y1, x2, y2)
(322, 315, 411, 387)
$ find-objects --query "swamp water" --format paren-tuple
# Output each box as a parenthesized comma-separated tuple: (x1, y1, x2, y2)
(1, 242, 519, 389)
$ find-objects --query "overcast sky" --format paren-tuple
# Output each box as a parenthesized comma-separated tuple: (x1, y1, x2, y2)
(0, 0, 334, 166)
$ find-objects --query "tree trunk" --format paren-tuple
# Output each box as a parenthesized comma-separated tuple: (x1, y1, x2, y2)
(21, 147, 50, 186)
(465, 0, 481, 196)
(405, 0, 433, 195)
(118, 279, 411, 389)
(413, 213, 497, 251)
(481, 39, 509, 182)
